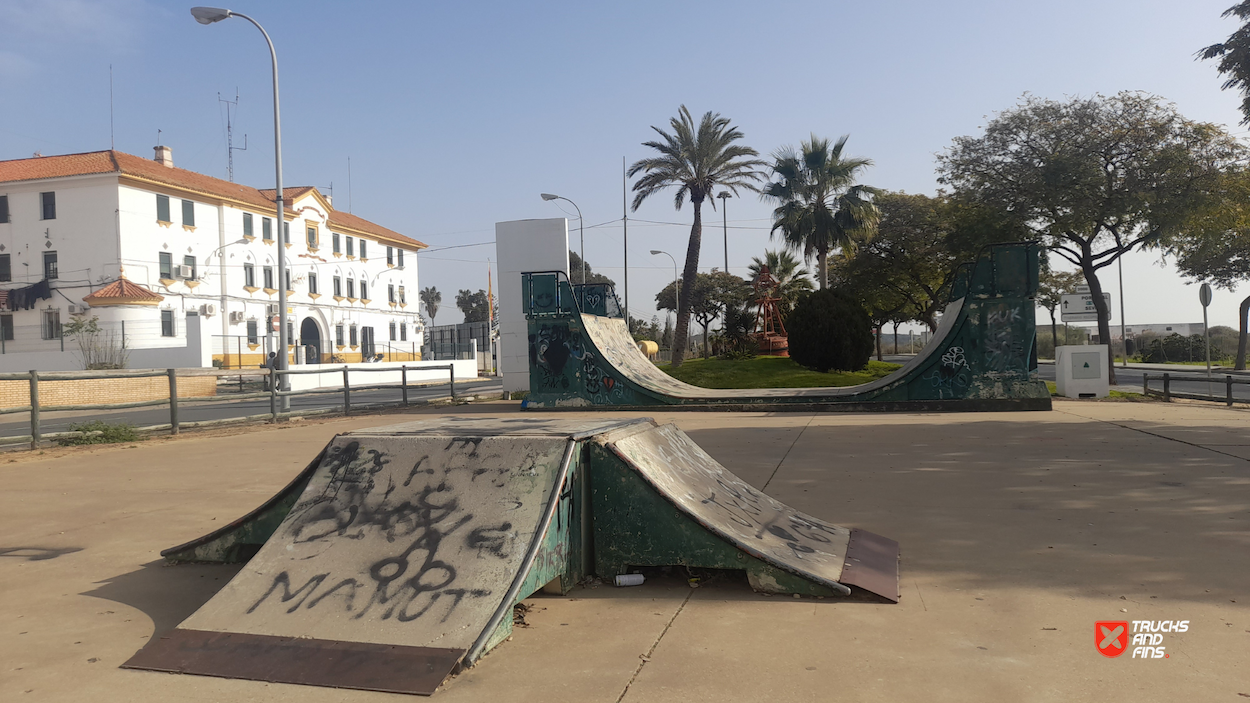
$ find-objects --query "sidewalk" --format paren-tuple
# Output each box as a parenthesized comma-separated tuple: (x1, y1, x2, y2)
(2, 401, 1247, 701)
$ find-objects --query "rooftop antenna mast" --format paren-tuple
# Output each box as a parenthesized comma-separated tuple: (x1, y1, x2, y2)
(219, 89, 247, 182)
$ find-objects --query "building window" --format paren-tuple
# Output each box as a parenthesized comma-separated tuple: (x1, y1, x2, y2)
(161, 309, 175, 337)
(284, 269, 292, 291)
(247, 320, 258, 345)
(360, 281, 369, 301)
(283, 222, 290, 245)
(40, 192, 55, 220)
(43, 251, 58, 280)
(398, 285, 406, 304)
(0, 195, 9, 223)
(156, 194, 170, 222)
(349, 324, 358, 346)
(263, 265, 274, 290)
(389, 321, 397, 341)
(400, 322, 407, 342)
(183, 255, 196, 280)
(0, 254, 10, 282)
(387, 246, 394, 266)
(0, 314, 12, 341)
(359, 240, 368, 261)
(346, 278, 355, 299)
(397, 248, 404, 268)
(335, 324, 344, 347)
(244, 262, 255, 288)
(263, 217, 273, 241)
(159, 252, 172, 279)
(346, 236, 354, 257)
(388, 284, 395, 303)
(182, 199, 195, 227)
(287, 320, 295, 343)
(41, 309, 60, 339)
(243, 212, 254, 237)
(308, 272, 318, 295)
(332, 233, 341, 254)
(333, 276, 342, 297)
(307, 225, 318, 249)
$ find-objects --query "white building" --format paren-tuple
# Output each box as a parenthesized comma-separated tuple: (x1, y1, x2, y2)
(0, 147, 426, 371)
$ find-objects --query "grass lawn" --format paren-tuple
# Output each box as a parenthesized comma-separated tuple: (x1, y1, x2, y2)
(1044, 380, 1151, 401)
(659, 355, 902, 389)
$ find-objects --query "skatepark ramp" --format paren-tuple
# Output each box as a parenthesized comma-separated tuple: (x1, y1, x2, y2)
(123, 417, 898, 695)
(520, 242, 1050, 411)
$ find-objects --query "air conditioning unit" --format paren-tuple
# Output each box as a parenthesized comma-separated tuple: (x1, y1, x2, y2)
(67, 304, 85, 315)
(267, 304, 279, 316)
(200, 303, 217, 317)
(177, 265, 194, 278)
(229, 310, 244, 324)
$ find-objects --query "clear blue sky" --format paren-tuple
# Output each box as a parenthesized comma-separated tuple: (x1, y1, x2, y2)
(2, 0, 1247, 329)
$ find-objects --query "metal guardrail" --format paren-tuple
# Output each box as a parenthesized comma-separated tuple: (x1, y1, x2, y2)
(1142, 372, 1250, 406)
(0, 364, 462, 450)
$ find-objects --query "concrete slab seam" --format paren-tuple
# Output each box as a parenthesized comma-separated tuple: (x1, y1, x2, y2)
(614, 588, 695, 703)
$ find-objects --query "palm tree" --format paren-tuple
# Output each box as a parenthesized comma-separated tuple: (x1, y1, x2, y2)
(747, 249, 813, 319)
(420, 286, 441, 323)
(628, 106, 765, 366)
(762, 134, 881, 289)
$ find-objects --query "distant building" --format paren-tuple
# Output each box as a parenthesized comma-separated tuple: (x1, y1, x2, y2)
(1082, 322, 1206, 344)
(0, 148, 426, 370)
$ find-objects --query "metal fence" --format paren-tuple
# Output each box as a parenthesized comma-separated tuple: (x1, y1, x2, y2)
(0, 363, 462, 449)
(1142, 372, 1250, 406)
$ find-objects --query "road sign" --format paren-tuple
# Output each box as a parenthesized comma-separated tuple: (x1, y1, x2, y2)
(271, 315, 280, 332)
(1199, 283, 1213, 308)
(1060, 292, 1111, 322)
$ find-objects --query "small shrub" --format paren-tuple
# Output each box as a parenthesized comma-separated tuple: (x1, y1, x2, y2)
(57, 420, 144, 446)
(787, 288, 873, 373)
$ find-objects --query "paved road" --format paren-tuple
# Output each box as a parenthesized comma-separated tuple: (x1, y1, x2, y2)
(0, 378, 503, 438)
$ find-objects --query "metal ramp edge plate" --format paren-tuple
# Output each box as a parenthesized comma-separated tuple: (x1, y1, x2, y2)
(125, 428, 581, 695)
(605, 423, 899, 602)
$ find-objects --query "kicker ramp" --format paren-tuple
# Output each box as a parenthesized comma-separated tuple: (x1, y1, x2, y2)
(124, 417, 898, 696)
(521, 241, 1051, 411)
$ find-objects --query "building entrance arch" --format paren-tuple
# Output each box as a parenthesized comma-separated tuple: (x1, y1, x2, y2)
(300, 317, 322, 364)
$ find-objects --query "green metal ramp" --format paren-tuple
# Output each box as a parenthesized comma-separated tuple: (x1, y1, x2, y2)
(123, 417, 898, 696)
(521, 242, 1051, 411)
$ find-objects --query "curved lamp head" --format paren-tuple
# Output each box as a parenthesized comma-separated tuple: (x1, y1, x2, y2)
(717, 191, 731, 199)
(540, 193, 559, 201)
(649, 250, 664, 256)
(191, 7, 232, 24)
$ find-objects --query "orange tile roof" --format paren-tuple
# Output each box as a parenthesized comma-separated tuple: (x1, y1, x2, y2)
(0, 150, 426, 249)
(83, 277, 164, 306)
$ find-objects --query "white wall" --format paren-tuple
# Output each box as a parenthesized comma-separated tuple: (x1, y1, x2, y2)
(284, 358, 476, 391)
(495, 218, 569, 393)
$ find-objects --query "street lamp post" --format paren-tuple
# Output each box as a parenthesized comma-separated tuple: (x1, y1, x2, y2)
(717, 191, 730, 273)
(650, 249, 678, 319)
(191, 7, 290, 410)
(541, 193, 583, 284)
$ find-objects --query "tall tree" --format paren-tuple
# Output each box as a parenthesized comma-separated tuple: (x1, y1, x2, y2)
(1159, 168, 1250, 368)
(747, 250, 813, 319)
(1036, 268, 1085, 356)
(629, 106, 765, 367)
(656, 271, 750, 359)
(455, 289, 491, 323)
(937, 92, 1243, 383)
(1200, 2, 1250, 124)
(420, 286, 441, 323)
(762, 134, 881, 290)
(568, 250, 616, 286)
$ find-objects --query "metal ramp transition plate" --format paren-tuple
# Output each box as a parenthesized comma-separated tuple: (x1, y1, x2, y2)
(124, 417, 899, 695)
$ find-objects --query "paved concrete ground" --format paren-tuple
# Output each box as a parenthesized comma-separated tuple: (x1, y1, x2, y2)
(2, 399, 1248, 701)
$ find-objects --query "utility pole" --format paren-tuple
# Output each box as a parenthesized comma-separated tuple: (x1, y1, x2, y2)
(623, 156, 629, 329)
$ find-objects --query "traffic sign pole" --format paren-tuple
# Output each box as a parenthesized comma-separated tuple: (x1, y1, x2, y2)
(1201, 283, 1213, 380)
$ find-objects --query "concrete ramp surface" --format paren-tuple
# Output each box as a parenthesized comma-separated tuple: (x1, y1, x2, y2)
(124, 417, 899, 695)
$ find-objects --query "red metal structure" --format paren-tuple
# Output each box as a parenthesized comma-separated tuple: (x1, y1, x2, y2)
(752, 265, 789, 356)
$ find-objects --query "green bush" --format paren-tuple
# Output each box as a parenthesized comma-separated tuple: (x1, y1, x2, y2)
(786, 288, 873, 372)
(57, 420, 144, 446)
(1141, 333, 1224, 364)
